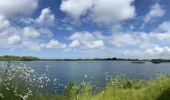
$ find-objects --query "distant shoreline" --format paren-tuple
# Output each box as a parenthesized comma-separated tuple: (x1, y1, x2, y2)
(0, 55, 147, 61)
(0, 55, 170, 64)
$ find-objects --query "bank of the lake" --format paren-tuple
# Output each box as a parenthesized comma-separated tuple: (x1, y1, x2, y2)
(1, 72, 170, 100)
(0, 61, 170, 100)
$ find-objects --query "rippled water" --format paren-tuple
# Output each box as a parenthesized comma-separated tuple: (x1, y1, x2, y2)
(1, 61, 170, 93)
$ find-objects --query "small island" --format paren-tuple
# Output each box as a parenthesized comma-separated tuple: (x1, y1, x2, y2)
(131, 61, 145, 64)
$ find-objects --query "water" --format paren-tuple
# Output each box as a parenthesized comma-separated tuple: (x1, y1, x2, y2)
(1, 61, 170, 93)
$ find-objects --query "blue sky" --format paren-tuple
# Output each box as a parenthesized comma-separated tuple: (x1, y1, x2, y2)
(0, 0, 170, 59)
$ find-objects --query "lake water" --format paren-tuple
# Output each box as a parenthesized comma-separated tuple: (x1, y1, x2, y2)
(1, 61, 170, 93)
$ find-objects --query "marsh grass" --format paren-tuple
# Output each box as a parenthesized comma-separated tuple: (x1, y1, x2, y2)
(0, 63, 170, 100)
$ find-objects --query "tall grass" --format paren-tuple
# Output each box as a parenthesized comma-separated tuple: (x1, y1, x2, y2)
(0, 63, 170, 100)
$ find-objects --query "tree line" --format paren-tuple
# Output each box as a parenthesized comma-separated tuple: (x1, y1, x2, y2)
(0, 55, 39, 61)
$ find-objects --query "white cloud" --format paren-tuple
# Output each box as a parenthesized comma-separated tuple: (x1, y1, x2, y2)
(90, 0, 135, 24)
(0, 7, 57, 50)
(19, 7, 56, 29)
(60, 0, 95, 21)
(38, 28, 53, 37)
(0, 0, 39, 17)
(29, 45, 42, 51)
(86, 40, 104, 49)
(144, 46, 170, 57)
(0, 15, 10, 30)
(23, 39, 67, 51)
(158, 21, 170, 32)
(0, 27, 21, 48)
(0, 25, 56, 50)
(66, 30, 169, 58)
(46, 39, 66, 49)
(69, 31, 105, 49)
(118, 45, 170, 59)
(108, 33, 139, 47)
(36, 8, 55, 26)
(69, 32, 95, 42)
(149, 32, 170, 43)
(144, 3, 165, 23)
(69, 40, 80, 49)
(105, 30, 170, 58)
(23, 42, 42, 51)
(7, 35, 21, 45)
(0, 6, 58, 51)
(0, 0, 170, 58)
(23, 27, 40, 39)
(60, 0, 135, 25)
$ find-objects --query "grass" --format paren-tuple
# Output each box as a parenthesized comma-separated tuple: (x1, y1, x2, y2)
(0, 63, 170, 100)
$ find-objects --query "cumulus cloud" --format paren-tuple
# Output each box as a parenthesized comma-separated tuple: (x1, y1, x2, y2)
(1, 0, 170, 59)
(107, 30, 170, 58)
(26, 43, 42, 51)
(69, 31, 105, 49)
(0, 24, 55, 49)
(23, 39, 67, 51)
(86, 40, 104, 49)
(144, 46, 170, 55)
(37, 28, 53, 37)
(144, 3, 165, 23)
(120, 45, 170, 59)
(108, 32, 170, 49)
(69, 32, 95, 42)
(158, 21, 170, 32)
(60, 0, 135, 25)
(0, 7, 58, 50)
(0, 0, 39, 17)
(108, 33, 139, 47)
(46, 39, 66, 49)
(7, 35, 21, 45)
(60, 0, 95, 21)
(66, 27, 170, 57)
(23, 27, 40, 39)
(36, 8, 55, 26)
(90, 0, 135, 24)
(20, 7, 55, 27)
(0, 15, 10, 30)
(149, 32, 170, 43)
(69, 40, 80, 49)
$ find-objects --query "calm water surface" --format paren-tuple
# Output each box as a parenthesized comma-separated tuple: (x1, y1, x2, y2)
(1, 61, 170, 93)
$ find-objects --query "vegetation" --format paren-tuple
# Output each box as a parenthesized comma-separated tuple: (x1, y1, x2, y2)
(0, 55, 39, 61)
(0, 55, 146, 61)
(150, 59, 170, 64)
(0, 63, 170, 100)
(2, 55, 170, 64)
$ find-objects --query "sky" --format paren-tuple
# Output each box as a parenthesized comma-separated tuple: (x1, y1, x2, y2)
(0, 0, 170, 59)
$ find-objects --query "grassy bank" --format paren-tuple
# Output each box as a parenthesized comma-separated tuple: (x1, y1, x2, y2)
(0, 64, 170, 100)
(41, 76, 170, 100)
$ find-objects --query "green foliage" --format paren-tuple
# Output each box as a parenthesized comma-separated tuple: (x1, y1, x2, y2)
(0, 55, 39, 61)
(64, 82, 80, 100)
(151, 59, 170, 64)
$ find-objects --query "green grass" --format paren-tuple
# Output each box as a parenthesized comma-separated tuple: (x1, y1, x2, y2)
(90, 76, 170, 100)
(0, 63, 170, 100)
